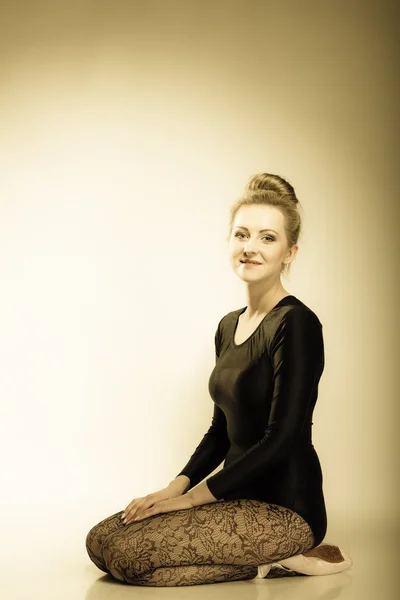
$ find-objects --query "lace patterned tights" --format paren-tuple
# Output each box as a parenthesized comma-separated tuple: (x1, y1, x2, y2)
(85, 499, 315, 587)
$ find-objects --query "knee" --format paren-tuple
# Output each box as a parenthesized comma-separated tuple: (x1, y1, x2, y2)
(85, 511, 122, 553)
(102, 533, 147, 583)
(85, 521, 108, 560)
(85, 523, 98, 550)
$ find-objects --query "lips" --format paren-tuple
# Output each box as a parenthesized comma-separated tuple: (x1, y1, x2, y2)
(241, 260, 261, 265)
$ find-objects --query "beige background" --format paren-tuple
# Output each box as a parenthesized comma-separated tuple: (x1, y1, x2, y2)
(0, 0, 399, 597)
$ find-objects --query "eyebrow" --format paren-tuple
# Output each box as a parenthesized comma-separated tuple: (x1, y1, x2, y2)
(234, 226, 278, 235)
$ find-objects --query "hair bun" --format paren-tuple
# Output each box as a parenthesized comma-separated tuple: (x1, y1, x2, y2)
(245, 173, 298, 205)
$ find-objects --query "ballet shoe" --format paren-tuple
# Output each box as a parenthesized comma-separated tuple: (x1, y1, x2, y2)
(255, 543, 353, 579)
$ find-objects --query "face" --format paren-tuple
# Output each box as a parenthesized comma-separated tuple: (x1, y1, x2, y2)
(228, 204, 298, 283)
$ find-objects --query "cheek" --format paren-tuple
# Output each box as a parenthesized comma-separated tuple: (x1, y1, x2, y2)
(268, 251, 284, 265)
(272, 247, 285, 258)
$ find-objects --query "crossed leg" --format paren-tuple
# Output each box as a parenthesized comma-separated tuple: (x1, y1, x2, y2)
(85, 499, 315, 587)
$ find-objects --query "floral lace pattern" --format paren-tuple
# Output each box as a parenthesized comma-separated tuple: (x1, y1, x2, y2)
(85, 499, 315, 586)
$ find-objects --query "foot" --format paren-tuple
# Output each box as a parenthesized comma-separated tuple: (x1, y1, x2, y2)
(278, 543, 353, 575)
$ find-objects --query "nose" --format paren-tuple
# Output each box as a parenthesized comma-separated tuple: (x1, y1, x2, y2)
(243, 246, 257, 256)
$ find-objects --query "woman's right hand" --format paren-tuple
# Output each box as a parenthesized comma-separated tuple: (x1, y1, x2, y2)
(121, 477, 190, 524)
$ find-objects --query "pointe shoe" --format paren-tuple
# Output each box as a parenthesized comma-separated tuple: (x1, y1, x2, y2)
(278, 543, 353, 575)
(254, 543, 353, 579)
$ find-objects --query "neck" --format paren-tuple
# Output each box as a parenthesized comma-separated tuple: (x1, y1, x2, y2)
(244, 285, 289, 320)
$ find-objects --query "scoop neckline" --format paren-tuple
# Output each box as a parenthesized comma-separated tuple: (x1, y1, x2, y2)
(232, 294, 296, 347)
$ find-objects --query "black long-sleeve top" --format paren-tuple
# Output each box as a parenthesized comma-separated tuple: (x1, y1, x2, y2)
(176, 295, 327, 548)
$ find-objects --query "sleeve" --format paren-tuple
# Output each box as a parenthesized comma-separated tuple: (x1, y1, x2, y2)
(205, 307, 324, 500)
(175, 319, 231, 491)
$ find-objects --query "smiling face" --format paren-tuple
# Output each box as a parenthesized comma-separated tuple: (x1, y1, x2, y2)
(228, 204, 298, 283)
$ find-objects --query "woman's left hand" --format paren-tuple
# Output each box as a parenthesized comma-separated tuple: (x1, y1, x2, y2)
(123, 494, 195, 525)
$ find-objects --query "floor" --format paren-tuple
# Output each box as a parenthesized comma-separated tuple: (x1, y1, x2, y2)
(2, 515, 398, 600)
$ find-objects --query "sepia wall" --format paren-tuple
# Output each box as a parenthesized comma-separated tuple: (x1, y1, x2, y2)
(0, 0, 398, 562)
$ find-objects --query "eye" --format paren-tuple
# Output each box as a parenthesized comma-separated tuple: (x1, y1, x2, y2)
(234, 232, 274, 242)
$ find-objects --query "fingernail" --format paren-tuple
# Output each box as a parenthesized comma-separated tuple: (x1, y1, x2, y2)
(121, 513, 125, 518)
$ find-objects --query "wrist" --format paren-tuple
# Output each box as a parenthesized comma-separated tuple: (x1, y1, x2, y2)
(185, 480, 219, 506)
(169, 475, 191, 494)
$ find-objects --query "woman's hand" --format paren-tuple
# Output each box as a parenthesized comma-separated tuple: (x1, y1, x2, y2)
(122, 494, 195, 525)
(121, 479, 190, 525)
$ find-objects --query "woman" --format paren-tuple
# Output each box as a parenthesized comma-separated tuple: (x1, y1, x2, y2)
(86, 173, 351, 586)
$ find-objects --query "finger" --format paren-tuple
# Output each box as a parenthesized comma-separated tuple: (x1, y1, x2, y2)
(130, 500, 167, 524)
(123, 500, 146, 521)
(121, 504, 136, 521)
(123, 499, 153, 523)
(123, 496, 149, 517)
(125, 508, 152, 525)
(124, 500, 165, 525)
(122, 499, 140, 518)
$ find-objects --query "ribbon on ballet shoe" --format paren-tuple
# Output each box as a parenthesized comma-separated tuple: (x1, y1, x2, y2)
(255, 562, 298, 579)
(255, 563, 272, 578)
(253, 563, 299, 579)
(278, 543, 353, 576)
(265, 564, 299, 578)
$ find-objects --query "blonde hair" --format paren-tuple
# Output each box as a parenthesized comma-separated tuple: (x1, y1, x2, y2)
(227, 173, 303, 278)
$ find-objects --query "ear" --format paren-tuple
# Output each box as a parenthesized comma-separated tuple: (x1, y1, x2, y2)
(284, 244, 298, 265)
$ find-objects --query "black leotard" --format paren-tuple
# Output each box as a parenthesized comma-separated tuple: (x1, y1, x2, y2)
(176, 295, 327, 548)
